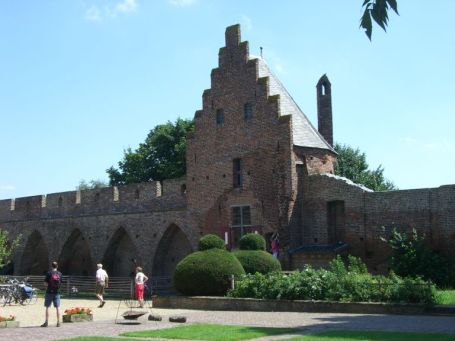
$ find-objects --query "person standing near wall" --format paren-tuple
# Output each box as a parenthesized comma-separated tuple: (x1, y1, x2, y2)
(134, 266, 148, 308)
(271, 232, 280, 258)
(41, 261, 62, 327)
(95, 263, 109, 308)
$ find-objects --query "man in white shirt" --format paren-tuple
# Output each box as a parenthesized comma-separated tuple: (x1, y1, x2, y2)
(95, 263, 109, 307)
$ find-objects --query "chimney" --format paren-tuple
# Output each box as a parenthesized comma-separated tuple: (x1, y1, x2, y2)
(316, 74, 333, 146)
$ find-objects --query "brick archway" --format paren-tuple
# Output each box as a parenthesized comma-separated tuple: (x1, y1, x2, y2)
(152, 224, 193, 278)
(58, 229, 93, 276)
(19, 230, 49, 275)
(102, 227, 139, 277)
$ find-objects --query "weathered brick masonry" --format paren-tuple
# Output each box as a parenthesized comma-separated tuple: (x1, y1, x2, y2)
(1, 24, 454, 277)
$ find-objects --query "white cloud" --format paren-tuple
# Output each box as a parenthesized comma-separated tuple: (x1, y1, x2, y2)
(241, 14, 253, 30)
(169, 0, 196, 7)
(0, 185, 15, 191)
(116, 0, 137, 13)
(85, 0, 138, 22)
(85, 6, 102, 22)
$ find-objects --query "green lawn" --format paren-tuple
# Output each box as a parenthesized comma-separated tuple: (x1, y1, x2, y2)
(61, 328, 455, 341)
(121, 323, 298, 340)
(286, 330, 455, 341)
(436, 290, 455, 305)
(62, 338, 138, 341)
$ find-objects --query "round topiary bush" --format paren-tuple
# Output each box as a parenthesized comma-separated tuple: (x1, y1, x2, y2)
(198, 234, 226, 251)
(173, 248, 245, 296)
(233, 250, 282, 274)
(239, 233, 266, 251)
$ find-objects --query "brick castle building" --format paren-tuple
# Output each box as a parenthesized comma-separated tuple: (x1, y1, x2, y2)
(1, 24, 454, 278)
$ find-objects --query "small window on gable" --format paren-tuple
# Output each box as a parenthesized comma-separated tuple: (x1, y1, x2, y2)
(216, 109, 224, 125)
(321, 83, 327, 96)
(244, 103, 253, 121)
(58, 197, 63, 207)
(233, 158, 243, 188)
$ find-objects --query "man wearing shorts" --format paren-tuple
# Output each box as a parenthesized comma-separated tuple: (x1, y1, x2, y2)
(41, 261, 62, 327)
(95, 263, 109, 307)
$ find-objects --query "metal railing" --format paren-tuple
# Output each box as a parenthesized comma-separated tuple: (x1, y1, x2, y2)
(1, 275, 174, 297)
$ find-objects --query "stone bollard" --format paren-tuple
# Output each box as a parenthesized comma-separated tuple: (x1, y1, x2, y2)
(169, 315, 187, 323)
(148, 314, 162, 321)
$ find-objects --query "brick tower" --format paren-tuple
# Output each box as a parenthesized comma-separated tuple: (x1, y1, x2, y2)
(316, 74, 333, 146)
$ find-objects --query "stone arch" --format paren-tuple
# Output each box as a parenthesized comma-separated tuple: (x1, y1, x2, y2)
(152, 224, 193, 278)
(102, 227, 139, 277)
(20, 230, 49, 275)
(58, 229, 93, 276)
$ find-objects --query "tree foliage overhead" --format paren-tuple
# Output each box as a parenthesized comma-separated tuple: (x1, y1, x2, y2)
(360, 0, 399, 40)
(107, 118, 194, 185)
(334, 142, 396, 191)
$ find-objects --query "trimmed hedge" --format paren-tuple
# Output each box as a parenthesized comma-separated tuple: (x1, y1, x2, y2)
(233, 250, 281, 274)
(239, 233, 266, 251)
(198, 234, 226, 251)
(174, 248, 245, 296)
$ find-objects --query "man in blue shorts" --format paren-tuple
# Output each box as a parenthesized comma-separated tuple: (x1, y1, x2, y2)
(41, 261, 62, 327)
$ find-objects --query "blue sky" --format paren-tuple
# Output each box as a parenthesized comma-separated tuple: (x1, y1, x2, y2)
(1, 0, 454, 200)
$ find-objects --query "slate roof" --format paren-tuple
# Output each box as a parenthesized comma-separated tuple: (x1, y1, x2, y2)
(254, 57, 334, 151)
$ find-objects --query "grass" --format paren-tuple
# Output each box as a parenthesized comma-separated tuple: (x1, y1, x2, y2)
(62, 338, 138, 341)
(286, 330, 455, 340)
(436, 290, 455, 305)
(121, 323, 298, 340)
(61, 328, 455, 341)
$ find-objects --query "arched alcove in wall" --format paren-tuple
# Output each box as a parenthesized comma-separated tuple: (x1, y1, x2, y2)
(102, 227, 139, 277)
(58, 229, 93, 276)
(152, 224, 193, 278)
(19, 230, 49, 275)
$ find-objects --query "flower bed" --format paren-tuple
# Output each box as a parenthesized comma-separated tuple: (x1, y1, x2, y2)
(63, 307, 93, 323)
(0, 315, 19, 328)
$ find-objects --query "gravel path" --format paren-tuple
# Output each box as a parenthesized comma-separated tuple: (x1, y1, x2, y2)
(1, 298, 455, 340)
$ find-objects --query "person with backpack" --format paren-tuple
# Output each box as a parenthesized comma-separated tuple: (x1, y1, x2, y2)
(41, 261, 62, 327)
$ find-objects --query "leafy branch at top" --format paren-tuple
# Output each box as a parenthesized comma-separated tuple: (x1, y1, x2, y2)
(361, 0, 399, 40)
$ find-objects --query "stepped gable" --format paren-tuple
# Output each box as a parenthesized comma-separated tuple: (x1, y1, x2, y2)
(254, 56, 333, 151)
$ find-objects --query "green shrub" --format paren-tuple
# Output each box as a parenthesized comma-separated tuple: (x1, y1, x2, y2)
(233, 250, 281, 274)
(198, 234, 226, 251)
(174, 248, 245, 296)
(239, 233, 266, 251)
(228, 255, 437, 304)
(381, 228, 455, 288)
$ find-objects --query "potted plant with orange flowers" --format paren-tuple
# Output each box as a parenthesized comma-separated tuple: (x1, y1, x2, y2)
(0, 315, 19, 328)
(63, 307, 93, 323)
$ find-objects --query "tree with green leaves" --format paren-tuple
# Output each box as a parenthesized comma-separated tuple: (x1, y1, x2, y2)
(381, 228, 454, 287)
(76, 179, 108, 190)
(334, 142, 396, 191)
(107, 118, 194, 185)
(0, 229, 21, 269)
(360, 0, 399, 40)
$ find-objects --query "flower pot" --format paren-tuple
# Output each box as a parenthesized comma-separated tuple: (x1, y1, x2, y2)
(0, 321, 20, 328)
(62, 314, 93, 323)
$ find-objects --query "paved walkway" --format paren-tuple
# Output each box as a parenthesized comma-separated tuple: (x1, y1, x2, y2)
(1, 298, 455, 340)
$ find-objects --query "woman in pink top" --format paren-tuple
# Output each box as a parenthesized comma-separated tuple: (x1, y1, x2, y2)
(271, 232, 280, 258)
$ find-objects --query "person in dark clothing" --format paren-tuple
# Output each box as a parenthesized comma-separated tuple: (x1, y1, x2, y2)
(41, 261, 62, 327)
